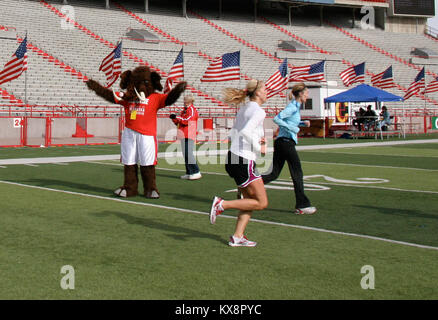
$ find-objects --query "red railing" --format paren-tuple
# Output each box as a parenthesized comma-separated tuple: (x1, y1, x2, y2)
(0, 104, 122, 118)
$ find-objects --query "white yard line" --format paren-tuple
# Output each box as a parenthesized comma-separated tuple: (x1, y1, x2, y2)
(3, 157, 436, 194)
(162, 158, 438, 173)
(86, 162, 438, 194)
(0, 179, 436, 251)
(300, 181, 438, 194)
(0, 155, 120, 165)
(303, 150, 438, 158)
(301, 161, 438, 172)
(1, 139, 437, 166)
(296, 139, 438, 150)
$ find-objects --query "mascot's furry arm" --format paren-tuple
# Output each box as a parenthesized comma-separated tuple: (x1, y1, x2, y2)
(165, 82, 187, 106)
(86, 79, 115, 104)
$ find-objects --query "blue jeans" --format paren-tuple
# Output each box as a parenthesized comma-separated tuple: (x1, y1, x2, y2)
(181, 138, 200, 175)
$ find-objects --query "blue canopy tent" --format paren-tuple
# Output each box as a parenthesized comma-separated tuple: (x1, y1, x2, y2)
(324, 84, 404, 103)
(323, 84, 404, 139)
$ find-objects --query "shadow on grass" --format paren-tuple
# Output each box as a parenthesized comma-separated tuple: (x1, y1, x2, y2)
(265, 207, 296, 214)
(354, 205, 438, 221)
(93, 211, 226, 245)
(108, 166, 184, 180)
(165, 192, 212, 204)
(23, 178, 114, 195)
(156, 172, 182, 180)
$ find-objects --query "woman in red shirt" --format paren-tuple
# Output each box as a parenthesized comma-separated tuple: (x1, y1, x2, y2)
(170, 95, 201, 180)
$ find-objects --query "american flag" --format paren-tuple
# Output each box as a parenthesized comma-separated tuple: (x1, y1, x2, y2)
(371, 66, 395, 89)
(404, 67, 425, 100)
(289, 60, 325, 82)
(0, 37, 28, 85)
(424, 76, 438, 94)
(164, 48, 184, 94)
(339, 62, 365, 87)
(201, 51, 240, 82)
(99, 41, 122, 88)
(266, 58, 288, 99)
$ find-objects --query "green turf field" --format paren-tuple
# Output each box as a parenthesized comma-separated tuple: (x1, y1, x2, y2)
(0, 138, 437, 299)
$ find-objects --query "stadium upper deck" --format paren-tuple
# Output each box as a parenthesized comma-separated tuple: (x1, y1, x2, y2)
(0, 0, 437, 112)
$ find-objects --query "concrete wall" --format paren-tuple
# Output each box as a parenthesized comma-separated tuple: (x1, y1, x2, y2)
(52, 118, 76, 138)
(27, 118, 46, 138)
(385, 16, 427, 34)
(87, 118, 119, 137)
(0, 118, 21, 139)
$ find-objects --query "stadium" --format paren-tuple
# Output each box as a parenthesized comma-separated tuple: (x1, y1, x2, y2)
(0, 0, 437, 304)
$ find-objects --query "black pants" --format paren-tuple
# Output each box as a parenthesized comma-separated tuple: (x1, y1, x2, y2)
(262, 137, 311, 209)
(181, 138, 200, 175)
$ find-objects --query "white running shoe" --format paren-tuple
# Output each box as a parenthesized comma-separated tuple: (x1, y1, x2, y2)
(114, 188, 127, 198)
(188, 172, 202, 180)
(180, 174, 190, 180)
(294, 207, 317, 215)
(209, 196, 224, 224)
(228, 235, 257, 247)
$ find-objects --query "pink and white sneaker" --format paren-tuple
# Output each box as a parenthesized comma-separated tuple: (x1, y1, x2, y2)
(294, 207, 317, 215)
(228, 235, 257, 247)
(210, 196, 224, 224)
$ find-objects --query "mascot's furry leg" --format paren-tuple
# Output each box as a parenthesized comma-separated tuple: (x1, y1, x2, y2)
(140, 166, 160, 199)
(114, 164, 139, 197)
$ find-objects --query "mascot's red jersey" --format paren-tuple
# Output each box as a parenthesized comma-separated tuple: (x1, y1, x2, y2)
(116, 93, 168, 136)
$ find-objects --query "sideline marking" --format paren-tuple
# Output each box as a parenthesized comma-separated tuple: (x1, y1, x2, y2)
(301, 161, 438, 172)
(87, 161, 438, 195)
(91, 159, 438, 173)
(0, 179, 437, 252)
(303, 181, 438, 194)
(303, 150, 438, 158)
(1, 139, 437, 165)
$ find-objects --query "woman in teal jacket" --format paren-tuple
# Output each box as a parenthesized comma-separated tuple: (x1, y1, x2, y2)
(262, 82, 316, 215)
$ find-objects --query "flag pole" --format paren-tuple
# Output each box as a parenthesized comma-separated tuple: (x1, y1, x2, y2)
(324, 60, 328, 140)
(424, 66, 427, 130)
(182, 46, 185, 99)
(119, 39, 123, 87)
(24, 30, 28, 107)
(286, 58, 289, 107)
(239, 50, 242, 91)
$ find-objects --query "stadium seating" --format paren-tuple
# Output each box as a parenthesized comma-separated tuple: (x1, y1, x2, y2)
(0, 0, 437, 113)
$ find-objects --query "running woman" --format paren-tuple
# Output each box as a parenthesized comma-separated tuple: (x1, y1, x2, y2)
(261, 82, 316, 215)
(210, 79, 268, 247)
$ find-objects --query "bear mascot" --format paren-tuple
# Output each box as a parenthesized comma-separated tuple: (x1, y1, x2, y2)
(86, 66, 186, 199)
